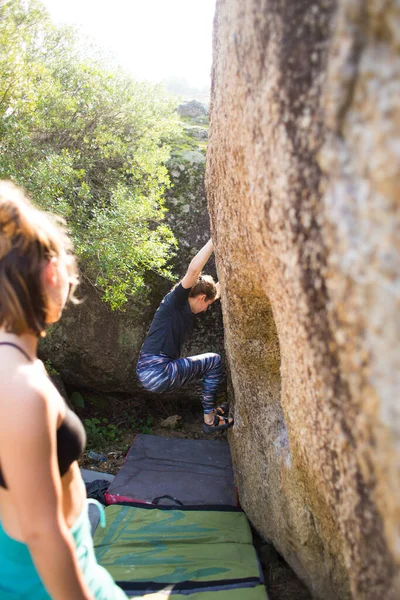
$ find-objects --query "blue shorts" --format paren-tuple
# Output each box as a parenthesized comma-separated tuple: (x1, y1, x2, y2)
(0, 500, 128, 599)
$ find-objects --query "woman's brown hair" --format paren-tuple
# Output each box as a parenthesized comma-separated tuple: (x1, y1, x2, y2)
(0, 181, 79, 336)
(189, 274, 219, 301)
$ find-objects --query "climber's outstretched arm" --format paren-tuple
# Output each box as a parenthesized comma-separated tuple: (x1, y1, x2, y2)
(181, 239, 214, 289)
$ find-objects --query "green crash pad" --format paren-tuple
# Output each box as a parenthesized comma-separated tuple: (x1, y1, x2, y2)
(128, 585, 268, 599)
(93, 504, 267, 598)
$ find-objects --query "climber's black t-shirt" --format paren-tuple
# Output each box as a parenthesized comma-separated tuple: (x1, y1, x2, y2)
(140, 283, 193, 359)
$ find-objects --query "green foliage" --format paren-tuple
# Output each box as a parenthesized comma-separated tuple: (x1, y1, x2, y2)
(70, 391, 85, 409)
(129, 415, 154, 435)
(0, 0, 183, 309)
(44, 359, 59, 376)
(84, 417, 120, 448)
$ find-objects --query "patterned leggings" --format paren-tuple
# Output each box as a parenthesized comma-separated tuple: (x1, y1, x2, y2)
(136, 352, 222, 414)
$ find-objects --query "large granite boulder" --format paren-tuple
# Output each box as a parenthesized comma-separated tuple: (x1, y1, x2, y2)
(206, 1, 400, 599)
(40, 113, 225, 401)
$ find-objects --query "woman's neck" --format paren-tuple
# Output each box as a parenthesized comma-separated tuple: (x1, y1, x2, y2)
(0, 329, 38, 361)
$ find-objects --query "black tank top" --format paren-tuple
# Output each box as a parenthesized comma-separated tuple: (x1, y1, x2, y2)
(0, 342, 86, 489)
(140, 283, 193, 359)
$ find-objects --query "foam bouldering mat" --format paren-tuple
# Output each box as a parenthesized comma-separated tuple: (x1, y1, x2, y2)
(93, 504, 267, 598)
(104, 434, 236, 507)
(81, 468, 115, 483)
(126, 585, 268, 599)
(80, 469, 115, 535)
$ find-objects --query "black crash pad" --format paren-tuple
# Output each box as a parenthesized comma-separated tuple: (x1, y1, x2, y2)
(105, 434, 236, 507)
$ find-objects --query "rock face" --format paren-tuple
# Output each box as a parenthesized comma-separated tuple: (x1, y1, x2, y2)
(177, 100, 208, 121)
(206, 1, 400, 599)
(40, 108, 225, 402)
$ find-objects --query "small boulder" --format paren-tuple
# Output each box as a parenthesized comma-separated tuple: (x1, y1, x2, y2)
(184, 125, 208, 142)
(159, 415, 182, 429)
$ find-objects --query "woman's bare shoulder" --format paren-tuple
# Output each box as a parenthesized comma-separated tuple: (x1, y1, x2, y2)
(0, 359, 59, 426)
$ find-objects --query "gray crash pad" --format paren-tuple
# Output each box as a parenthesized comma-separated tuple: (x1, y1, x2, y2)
(80, 469, 114, 535)
(105, 434, 236, 507)
(81, 468, 115, 483)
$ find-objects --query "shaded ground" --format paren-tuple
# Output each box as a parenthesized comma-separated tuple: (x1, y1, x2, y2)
(76, 387, 229, 473)
(73, 388, 311, 600)
(253, 535, 312, 600)
(79, 421, 228, 474)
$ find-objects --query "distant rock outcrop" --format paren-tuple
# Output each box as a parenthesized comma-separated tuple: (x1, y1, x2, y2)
(177, 100, 208, 119)
(177, 100, 208, 125)
(207, 1, 400, 599)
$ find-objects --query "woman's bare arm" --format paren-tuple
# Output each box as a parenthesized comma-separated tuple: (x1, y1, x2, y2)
(181, 239, 214, 289)
(0, 369, 94, 600)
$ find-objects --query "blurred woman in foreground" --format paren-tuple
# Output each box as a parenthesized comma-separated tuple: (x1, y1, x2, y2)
(0, 181, 128, 599)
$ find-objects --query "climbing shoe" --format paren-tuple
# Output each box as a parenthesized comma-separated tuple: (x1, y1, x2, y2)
(215, 402, 229, 418)
(202, 414, 234, 434)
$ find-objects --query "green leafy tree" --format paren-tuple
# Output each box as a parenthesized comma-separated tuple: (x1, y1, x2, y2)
(0, 0, 182, 308)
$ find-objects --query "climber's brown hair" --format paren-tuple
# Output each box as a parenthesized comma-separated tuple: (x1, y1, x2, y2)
(0, 180, 79, 336)
(189, 274, 219, 301)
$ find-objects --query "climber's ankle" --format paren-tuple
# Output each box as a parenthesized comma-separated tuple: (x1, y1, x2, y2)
(204, 410, 216, 425)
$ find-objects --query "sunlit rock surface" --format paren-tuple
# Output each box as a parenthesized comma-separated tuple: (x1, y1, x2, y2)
(206, 1, 400, 598)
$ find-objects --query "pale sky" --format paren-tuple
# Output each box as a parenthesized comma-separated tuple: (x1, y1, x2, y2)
(40, 0, 216, 89)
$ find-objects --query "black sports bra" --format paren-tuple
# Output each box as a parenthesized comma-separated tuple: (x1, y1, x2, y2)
(0, 342, 86, 489)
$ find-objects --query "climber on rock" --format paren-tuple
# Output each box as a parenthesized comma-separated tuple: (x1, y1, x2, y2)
(136, 238, 234, 434)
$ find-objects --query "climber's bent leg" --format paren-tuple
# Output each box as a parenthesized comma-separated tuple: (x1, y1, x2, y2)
(136, 352, 222, 414)
(136, 353, 173, 394)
